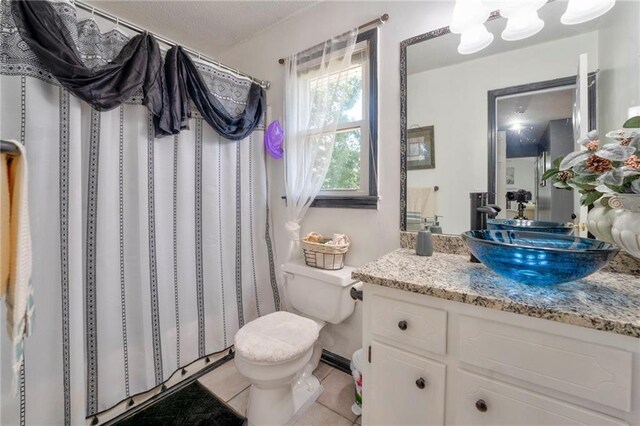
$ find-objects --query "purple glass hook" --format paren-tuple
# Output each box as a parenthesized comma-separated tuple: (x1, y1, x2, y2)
(265, 120, 284, 159)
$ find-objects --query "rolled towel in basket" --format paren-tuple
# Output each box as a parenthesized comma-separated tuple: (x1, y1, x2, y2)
(325, 234, 349, 246)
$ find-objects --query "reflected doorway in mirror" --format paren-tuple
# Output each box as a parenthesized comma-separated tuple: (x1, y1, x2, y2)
(407, 125, 435, 170)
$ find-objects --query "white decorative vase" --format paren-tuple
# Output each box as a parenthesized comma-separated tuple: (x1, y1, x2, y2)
(610, 194, 640, 259)
(586, 196, 621, 244)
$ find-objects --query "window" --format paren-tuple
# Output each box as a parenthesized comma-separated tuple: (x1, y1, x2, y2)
(310, 29, 378, 209)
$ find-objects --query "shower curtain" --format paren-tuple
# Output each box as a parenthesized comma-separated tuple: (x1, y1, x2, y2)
(0, 1, 279, 424)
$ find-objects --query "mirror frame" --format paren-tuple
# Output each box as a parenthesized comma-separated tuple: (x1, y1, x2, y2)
(399, 14, 500, 231)
(399, 27, 449, 231)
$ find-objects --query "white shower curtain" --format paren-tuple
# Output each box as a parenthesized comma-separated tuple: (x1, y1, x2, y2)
(0, 2, 279, 424)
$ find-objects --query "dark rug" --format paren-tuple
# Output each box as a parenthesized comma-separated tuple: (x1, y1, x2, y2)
(115, 382, 246, 426)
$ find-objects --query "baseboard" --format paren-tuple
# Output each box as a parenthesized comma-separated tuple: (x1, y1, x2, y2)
(320, 350, 351, 375)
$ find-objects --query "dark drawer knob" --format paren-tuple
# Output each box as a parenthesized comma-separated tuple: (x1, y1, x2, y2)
(398, 320, 408, 331)
(475, 399, 488, 412)
(415, 377, 426, 389)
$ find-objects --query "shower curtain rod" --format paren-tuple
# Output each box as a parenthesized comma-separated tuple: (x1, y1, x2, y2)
(277, 13, 389, 64)
(74, 1, 271, 89)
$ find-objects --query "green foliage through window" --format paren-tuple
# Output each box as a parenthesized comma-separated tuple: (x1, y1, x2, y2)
(322, 129, 361, 190)
(309, 65, 362, 129)
(311, 64, 364, 191)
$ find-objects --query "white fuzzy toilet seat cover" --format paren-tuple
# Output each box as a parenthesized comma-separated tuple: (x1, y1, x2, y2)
(234, 311, 320, 363)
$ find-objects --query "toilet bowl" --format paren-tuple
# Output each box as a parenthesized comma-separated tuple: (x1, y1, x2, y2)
(234, 260, 358, 426)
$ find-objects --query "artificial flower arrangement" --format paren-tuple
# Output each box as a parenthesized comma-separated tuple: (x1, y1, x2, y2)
(542, 116, 640, 205)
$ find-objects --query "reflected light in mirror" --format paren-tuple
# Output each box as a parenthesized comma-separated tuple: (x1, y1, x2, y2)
(499, 0, 547, 41)
(509, 121, 524, 132)
(561, 0, 616, 25)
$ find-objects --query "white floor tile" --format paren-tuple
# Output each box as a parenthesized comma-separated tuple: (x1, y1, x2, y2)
(314, 362, 334, 382)
(198, 359, 250, 401)
(318, 369, 358, 422)
(228, 387, 250, 416)
(294, 402, 352, 426)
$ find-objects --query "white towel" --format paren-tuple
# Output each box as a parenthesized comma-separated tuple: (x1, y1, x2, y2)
(1, 140, 33, 392)
(407, 186, 436, 219)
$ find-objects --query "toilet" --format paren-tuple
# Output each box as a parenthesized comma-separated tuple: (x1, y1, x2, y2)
(234, 259, 359, 426)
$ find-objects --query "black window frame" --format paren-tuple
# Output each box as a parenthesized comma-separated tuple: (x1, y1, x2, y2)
(309, 28, 379, 209)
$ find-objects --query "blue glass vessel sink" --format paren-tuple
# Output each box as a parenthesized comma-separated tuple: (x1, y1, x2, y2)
(462, 230, 619, 286)
(487, 219, 574, 235)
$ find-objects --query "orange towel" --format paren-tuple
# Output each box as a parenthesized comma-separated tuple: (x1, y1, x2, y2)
(0, 141, 33, 392)
(1, 153, 9, 297)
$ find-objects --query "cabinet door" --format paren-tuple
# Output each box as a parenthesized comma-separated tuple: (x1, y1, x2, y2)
(366, 341, 446, 426)
(455, 370, 627, 426)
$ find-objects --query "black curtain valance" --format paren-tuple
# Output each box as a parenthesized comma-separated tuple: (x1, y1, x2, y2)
(11, 0, 264, 141)
(11, 0, 172, 135)
(163, 46, 265, 141)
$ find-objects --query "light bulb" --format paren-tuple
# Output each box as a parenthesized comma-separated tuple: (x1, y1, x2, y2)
(499, 0, 546, 41)
(561, 0, 615, 25)
(450, 0, 491, 34)
(458, 24, 494, 55)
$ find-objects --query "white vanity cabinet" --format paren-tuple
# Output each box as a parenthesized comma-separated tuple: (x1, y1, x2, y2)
(362, 284, 640, 426)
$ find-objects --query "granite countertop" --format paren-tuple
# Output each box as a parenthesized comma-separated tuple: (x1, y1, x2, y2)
(353, 248, 640, 338)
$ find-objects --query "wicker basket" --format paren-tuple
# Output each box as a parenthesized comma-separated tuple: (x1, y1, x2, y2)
(302, 236, 350, 270)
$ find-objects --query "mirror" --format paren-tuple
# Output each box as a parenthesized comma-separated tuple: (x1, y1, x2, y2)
(400, 1, 639, 234)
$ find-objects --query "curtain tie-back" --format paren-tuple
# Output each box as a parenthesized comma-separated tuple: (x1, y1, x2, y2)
(284, 221, 301, 242)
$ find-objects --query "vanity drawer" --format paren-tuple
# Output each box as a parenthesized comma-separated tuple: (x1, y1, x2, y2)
(455, 370, 627, 426)
(371, 294, 447, 355)
(458, 316, 633, 412)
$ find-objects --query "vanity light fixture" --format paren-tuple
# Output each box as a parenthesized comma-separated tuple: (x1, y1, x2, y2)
(561, 0, 615, 25)
(450, 0, 494, 54)
(498, 0, 547, 41)
(448, 0, 617, 55)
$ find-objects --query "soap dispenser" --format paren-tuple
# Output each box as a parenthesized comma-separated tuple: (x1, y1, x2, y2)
(430, 215, 443, 234)
(416, 222, 433, 257)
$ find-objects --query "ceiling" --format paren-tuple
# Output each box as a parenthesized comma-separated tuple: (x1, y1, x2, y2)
(497, 88, 574, 156)
(497, 88, 574, 131)
(83, 0, 319, 57)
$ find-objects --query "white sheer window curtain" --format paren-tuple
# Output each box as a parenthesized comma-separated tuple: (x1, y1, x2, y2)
(283, 29, 359, 260)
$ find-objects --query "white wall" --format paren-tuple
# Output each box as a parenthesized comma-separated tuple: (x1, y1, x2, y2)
(221, 1, 455, 358)
(407, 32, 599, 234)
(597, 1, 640, 133)
(506, 157, 537, 195)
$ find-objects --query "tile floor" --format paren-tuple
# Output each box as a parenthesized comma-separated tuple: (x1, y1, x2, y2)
(198, 358, 361, 426)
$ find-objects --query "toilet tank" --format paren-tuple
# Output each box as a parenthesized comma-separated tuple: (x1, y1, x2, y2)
(282, 259, 358, 325)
